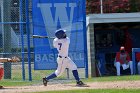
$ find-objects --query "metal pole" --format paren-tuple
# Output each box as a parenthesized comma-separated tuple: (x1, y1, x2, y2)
(66, 68, 69, 79)
(3, 0, 11, 79)
(132, 48, 136, 74)
(19, 0, 25, 81)
(26, 0, 32, 81)
(100, 0, 103, 14)
(83, 0, 88, 78)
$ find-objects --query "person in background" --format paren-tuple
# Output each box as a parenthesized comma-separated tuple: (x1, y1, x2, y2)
(0, 57, 20, 89)
(114, 46, 133, 76)
(136, 52, 140, 75)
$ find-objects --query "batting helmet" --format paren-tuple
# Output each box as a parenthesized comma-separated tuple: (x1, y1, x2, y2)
(55, 29, 66, 39)
(120, 46, 125, 50)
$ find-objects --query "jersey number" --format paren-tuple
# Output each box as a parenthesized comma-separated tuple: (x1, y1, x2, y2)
(58, 43, 62, 50)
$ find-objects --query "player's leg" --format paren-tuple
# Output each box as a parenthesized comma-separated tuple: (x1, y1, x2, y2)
(54, 57, 68, 77)
(43, 57, 67, 86)
(137, 62, 140, 75)
(0, 67, 4, 89)
(114, 62, 121, 76)
(128, 61, 133, 75)
(0, 85, 3, 89)
(67, 57, 79, 81)
(67, 57, 85, 86)
(43, 72, 57, 86)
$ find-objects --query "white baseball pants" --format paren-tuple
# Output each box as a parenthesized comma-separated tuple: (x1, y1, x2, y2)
(55, 57, 77, 77)
(114, 61, 133, 76)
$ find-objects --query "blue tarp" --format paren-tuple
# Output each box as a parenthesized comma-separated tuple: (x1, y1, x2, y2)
(32, 0, 87, 70)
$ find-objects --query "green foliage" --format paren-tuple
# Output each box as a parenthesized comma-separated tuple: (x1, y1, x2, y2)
(129, 0, 140, 12)
(86, 0, 140, 14)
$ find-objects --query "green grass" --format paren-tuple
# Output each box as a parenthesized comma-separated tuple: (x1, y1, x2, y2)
(0, 80, 39, 86)
(11, 69, 55, 81)
(82, 75, 140, 82)
(28, 89, 140, 93)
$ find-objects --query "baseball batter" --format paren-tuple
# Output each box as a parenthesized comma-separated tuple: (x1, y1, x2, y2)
(43, 29, 85, 86)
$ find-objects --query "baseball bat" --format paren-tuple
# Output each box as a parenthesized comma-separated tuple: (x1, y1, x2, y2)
(32, 35, 55, 39)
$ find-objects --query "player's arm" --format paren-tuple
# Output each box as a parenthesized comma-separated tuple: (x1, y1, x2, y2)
(0, 57, 20, 63)
(67, 37, 70, 44)
(53, 38, 57, 48)
(0, 58, 11, 62)
(115, 52, 123, 64)
(126, 52, 131, 61)
(136, 53, 140, 62)
(115, 52, 120, 62)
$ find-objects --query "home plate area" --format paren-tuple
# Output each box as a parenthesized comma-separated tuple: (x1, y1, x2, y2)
(1, 80, 140, 93)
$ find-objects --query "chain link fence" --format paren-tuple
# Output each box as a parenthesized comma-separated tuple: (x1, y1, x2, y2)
(0, 0, 84, 82)
(0, 0, 33, 81)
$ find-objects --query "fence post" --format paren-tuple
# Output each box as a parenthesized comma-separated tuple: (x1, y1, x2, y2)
(26, 0, 32, 81)
(83, 0, 88, 78)
(20, 0, 25, 81)
(132, 48, 137, 74)
(3, 0, 12, 79)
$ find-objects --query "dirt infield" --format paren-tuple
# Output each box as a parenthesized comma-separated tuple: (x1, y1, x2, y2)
(1, 81, 140, 93)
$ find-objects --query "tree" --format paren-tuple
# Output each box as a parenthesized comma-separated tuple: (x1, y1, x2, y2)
(86, 0, 139, 14)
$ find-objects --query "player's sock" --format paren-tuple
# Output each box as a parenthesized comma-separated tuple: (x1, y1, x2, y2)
(46, 73, 57, 80)
(72, 70, 80, 81)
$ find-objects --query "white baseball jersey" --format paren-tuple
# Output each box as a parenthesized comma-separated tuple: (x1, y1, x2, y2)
(53, 37, 70, 57)
(53, 37, 77, 76)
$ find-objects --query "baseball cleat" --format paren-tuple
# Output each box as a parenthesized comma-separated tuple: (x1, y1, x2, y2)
(76, 81, 87, 87)
(0, 85, 3, 89)
(43, 78, 48, 86)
